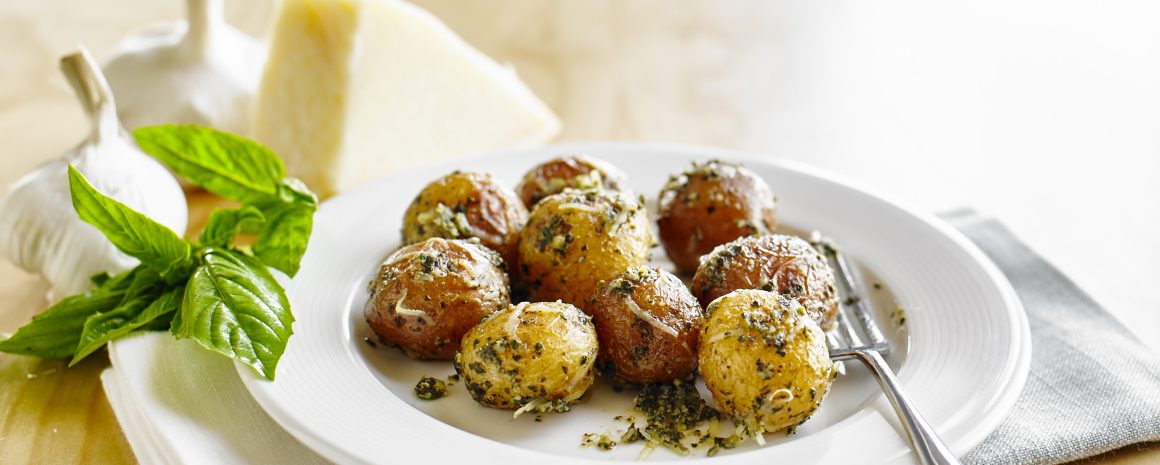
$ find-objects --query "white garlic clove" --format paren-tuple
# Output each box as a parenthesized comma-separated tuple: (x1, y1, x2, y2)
(103, 0, 267, 136)
(0, 47, 188, 301)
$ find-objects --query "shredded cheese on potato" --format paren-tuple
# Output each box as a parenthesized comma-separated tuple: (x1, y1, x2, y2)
(625, 297, 680, 337)
(558, 202, 601, 214)
(512, 398, 546, 419)
(393, 289, 430, 322)
(703, 330, 737, 345)
(503, 302, 526, 341)
(564, 354, 594, 394)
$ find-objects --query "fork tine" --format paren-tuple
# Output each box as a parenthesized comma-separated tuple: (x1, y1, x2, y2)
(834, 297, 866, 347)
(831, 249, 887, 347)
(813, 234, 889, 351)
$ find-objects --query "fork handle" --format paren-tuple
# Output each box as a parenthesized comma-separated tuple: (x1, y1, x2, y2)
(841, 349, 963, 465)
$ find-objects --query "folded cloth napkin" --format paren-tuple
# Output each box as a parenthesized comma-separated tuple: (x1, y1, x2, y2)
(101, 210, 1160, 465)
(102, 334, 328, 465)
(946, 210, 1160, 465)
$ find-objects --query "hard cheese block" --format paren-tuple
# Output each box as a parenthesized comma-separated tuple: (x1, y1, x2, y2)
(254, 0, 560, 197)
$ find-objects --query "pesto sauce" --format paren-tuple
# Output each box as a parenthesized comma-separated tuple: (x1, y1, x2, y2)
(414, 376, 448, 400)
(581, 378, 747, 456)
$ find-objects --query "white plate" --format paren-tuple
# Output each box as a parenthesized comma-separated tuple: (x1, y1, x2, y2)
(239, 143, 1030, 465)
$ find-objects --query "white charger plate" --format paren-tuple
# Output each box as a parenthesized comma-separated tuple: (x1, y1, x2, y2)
(238, 143, 1030, 465)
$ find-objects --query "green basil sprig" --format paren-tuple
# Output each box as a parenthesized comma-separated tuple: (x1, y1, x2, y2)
(0, 125, 317, 380)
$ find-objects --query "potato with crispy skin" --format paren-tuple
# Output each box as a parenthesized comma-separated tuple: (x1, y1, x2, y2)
(515, 154, 627, 208)
(657, 160, 777, 274)
(517, 190, 653, 309)
(698, 289, 836, 437)
(454, 301, 598, 415)
(402, 171, 527, 267)
(692, 234, 838, 330)
(364, 238, 510, 360)
(589, 266, 703, 383)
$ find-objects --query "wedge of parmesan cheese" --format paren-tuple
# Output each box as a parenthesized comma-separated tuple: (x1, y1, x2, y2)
(254, 0, 560, 197)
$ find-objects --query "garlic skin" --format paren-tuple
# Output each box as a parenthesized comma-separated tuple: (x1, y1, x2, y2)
(0, 48, 188, 300)
(103, 0, 266, 135)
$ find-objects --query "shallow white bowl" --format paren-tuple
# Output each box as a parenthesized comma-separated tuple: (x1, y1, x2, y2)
(239, 142, 1030, 465)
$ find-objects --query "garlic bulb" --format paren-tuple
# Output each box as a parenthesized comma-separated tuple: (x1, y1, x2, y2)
(103, 0, 266, 135)
(0, 48, 188, 300)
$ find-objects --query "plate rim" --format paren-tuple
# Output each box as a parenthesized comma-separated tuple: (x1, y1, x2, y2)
(238, 141, 1031, 464)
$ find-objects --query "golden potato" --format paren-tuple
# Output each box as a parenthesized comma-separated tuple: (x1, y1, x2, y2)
(515, 154, 627, 208)
(402, 171, 527, 267)
(692, 234, 838, 330)
(698, 289, 835, 436)
(657, 160, 777, 274)
(454, 301, 599, 414)
(364, 238, 510, 360)
(517, 190, 653, 309)
(589, 266, 703, 383)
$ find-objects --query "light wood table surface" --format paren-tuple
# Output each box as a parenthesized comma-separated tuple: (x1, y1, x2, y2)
(0, 0, 1157, 463)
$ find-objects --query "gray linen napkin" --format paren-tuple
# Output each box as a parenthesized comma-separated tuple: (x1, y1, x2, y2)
(940, 210, 1160, 465)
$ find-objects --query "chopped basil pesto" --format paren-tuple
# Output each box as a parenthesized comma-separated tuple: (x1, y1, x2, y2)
(414, 376, 448, 400)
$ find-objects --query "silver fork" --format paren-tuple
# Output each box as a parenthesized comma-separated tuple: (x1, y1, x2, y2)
(815, 237, 962, 465)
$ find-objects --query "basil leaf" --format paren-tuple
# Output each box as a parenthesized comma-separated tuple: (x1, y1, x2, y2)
(133, 125, 286, 205)
(134, 285, 182, 331)
(199, 206, 265, 248)
(72, 285, 182, 364)
(68, 165, 193, 280)
(174, 248, 294, 380)
(90, 272, 112, 286)
(0, 293, 122, 358)
(0, 267, 142, 358)
(97, 266, 144, 294)
(249, 179, 318, 277)
(275, 178, 318, 208)
(252, 205, 314, 278)
(70, 270, 169, 365)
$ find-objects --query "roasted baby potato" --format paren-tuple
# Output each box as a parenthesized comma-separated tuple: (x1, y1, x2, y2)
(515, 154, 627, 207)
(657, 160, 777, 274)
(402, 171, 527, 267)
(589, 266, 703, 384)
(698, 289, 835, 436)
(517, 190, 653, 309)
(691, 234, 838, 330)
(364, 238, 510, 360)
(454, 301, 599, 414)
